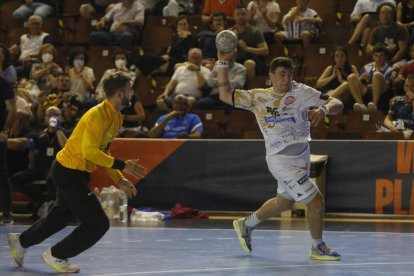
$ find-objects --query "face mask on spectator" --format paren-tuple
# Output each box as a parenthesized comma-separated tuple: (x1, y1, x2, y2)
(73, 59, 84, 68)
(115, 59, 127, 69)
(42, 53, 53, 63)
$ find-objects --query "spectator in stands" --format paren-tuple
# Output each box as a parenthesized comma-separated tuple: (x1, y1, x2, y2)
(0, 76, 17, 224)
(384, 75, 414, 133)
(9, 15, 52, 78)
(229, 4, 269, 79)
(201, 0, 239, 24)
(367, 2, 408, 67)
(149, 94, 203, 138)
(348, 44, 397, 112)
(80, 0, 121, 18)
(36, 72, 71, 126)
(156, 48, 210, 110)
(12, 0, 54, 20)
(195, 54, 246, 109)
(348, 0, 396, 46)
(5, 109, 32, 223)
(316, 46, 359, 104)
(67, 48, 95, 106)
(89, 0, 145, 48)
(394, 45, 414, 93)
(10, 106, 67, 217)
(196, 12, 226, 70)
(120, 94, 146, 137)
(163, 16, 195, 75)
(397, 0, 414, 45)
(274, 0, 322, 49)
(30, 44, 62, 93)
(247, 0, 281, 45)
(95, 50, 136, 102)
(0, 45, 17, 85)
(61, 95, 82, 137)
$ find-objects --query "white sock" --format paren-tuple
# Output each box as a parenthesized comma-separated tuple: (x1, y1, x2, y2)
(312, 239, 323, 247)
(244, 212, 261, 228)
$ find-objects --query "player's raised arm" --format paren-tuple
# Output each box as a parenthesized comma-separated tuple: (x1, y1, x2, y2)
(217, 50, 237, 105)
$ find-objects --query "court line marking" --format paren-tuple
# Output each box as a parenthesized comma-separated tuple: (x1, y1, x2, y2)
(90, 261, 414, 276)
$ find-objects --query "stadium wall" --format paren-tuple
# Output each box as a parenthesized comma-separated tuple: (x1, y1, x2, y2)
(90, 139, 414, 215)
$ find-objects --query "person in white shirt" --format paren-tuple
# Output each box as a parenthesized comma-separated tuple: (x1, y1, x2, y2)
(217, 50, 343, 261)
(157, 48, 211, 110)
(247, 0, 281, 45)
(89, 0, 145, 48)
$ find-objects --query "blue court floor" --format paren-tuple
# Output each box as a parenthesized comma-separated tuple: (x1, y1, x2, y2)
(0, 218, 414, 276)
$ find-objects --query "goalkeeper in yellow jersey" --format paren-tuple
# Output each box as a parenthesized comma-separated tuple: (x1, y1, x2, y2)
(7, 72, 147, 273)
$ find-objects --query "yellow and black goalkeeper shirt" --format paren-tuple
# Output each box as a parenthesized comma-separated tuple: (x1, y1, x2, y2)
(56, 99, 123, 183)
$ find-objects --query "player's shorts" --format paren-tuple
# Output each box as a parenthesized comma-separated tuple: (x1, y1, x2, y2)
(266, 143, 319, 204)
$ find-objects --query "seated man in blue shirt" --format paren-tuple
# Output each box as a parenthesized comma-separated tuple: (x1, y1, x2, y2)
(149, 94, 203, 139)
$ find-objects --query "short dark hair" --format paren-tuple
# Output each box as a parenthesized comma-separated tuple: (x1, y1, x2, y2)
(103, 72, 131, 98)
(377, 2, 396, 21)
(235, 3, 246, 10)
(373, 43, 388, 55)
(68, 47, 89, 66)
(212, 12, 226, 21)
(112, 49, 129, 65)
(269, 57, 295, 73)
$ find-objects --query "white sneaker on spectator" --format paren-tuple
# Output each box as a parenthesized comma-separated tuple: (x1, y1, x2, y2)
(367, 102, 377, 112)
(353, 103, 367, 112)
(42, 248, 80, 273)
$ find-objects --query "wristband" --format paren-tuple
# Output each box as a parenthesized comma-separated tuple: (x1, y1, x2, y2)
(112, 158, 125, 170)
(318, 105, 329, 116)
(216, 60, 229, 68)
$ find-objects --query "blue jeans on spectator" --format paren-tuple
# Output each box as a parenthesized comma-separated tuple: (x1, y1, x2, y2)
(89, 31, 136, 48)
(0, 142, 12, 218)
(12, 3, 54, 19)
(195, 94, 225, 109)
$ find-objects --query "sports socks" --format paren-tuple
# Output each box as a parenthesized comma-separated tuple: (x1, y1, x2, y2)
(244, 212, 261, 228)
(312, 239, 323, 247)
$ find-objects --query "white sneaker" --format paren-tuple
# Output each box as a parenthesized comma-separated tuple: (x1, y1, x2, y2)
(8, 233, 27, 267)
(367, 102, 377, 112)
(42, 248, 80, 273)
(353, 103, 368, 112)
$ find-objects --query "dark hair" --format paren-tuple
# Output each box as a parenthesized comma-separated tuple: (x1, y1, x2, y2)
(68, 47, 89, 66)
(377, 2, 396, 21)
(373, 43, 388, 55)
(235, 3, 246, 10)
(103, 72, 131, 98)
(176, 15, 190, 26)
(269, 57, 295, 73)
(0, 44, 10, 69)
(57, 72, 70, 79)
(332, 46, 352, 75)
(212, 12, 226, 21)
(112, 50, 129, 66)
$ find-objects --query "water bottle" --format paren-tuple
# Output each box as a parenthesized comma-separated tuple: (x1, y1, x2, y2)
(119, 191, 128, 223)
(130, 209, 165, 222)
(100, 187, 115, 219)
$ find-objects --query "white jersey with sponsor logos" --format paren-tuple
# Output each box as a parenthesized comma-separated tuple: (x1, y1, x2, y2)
(233, 81, 328, 155)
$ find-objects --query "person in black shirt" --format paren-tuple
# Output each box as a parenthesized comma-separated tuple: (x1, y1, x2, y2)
(0, 76, 16, 224)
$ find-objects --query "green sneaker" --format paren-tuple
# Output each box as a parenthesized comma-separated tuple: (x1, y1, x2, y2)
(233, 218, 254, 253)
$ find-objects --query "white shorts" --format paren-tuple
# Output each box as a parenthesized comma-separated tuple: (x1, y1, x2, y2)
(266, 144, 319, 204)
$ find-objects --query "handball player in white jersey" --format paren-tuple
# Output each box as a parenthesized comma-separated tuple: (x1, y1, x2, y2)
(216, 51, 343, 260)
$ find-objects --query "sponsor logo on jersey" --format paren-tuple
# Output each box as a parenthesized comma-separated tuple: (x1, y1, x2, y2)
(297, 174, 309, 185)
(266, 107, 280, 116)
(264, 116, 296, 124)
(285, 96, 296, 105)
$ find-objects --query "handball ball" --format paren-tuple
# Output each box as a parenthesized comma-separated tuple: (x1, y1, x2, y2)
(216, 30, 238, 53)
